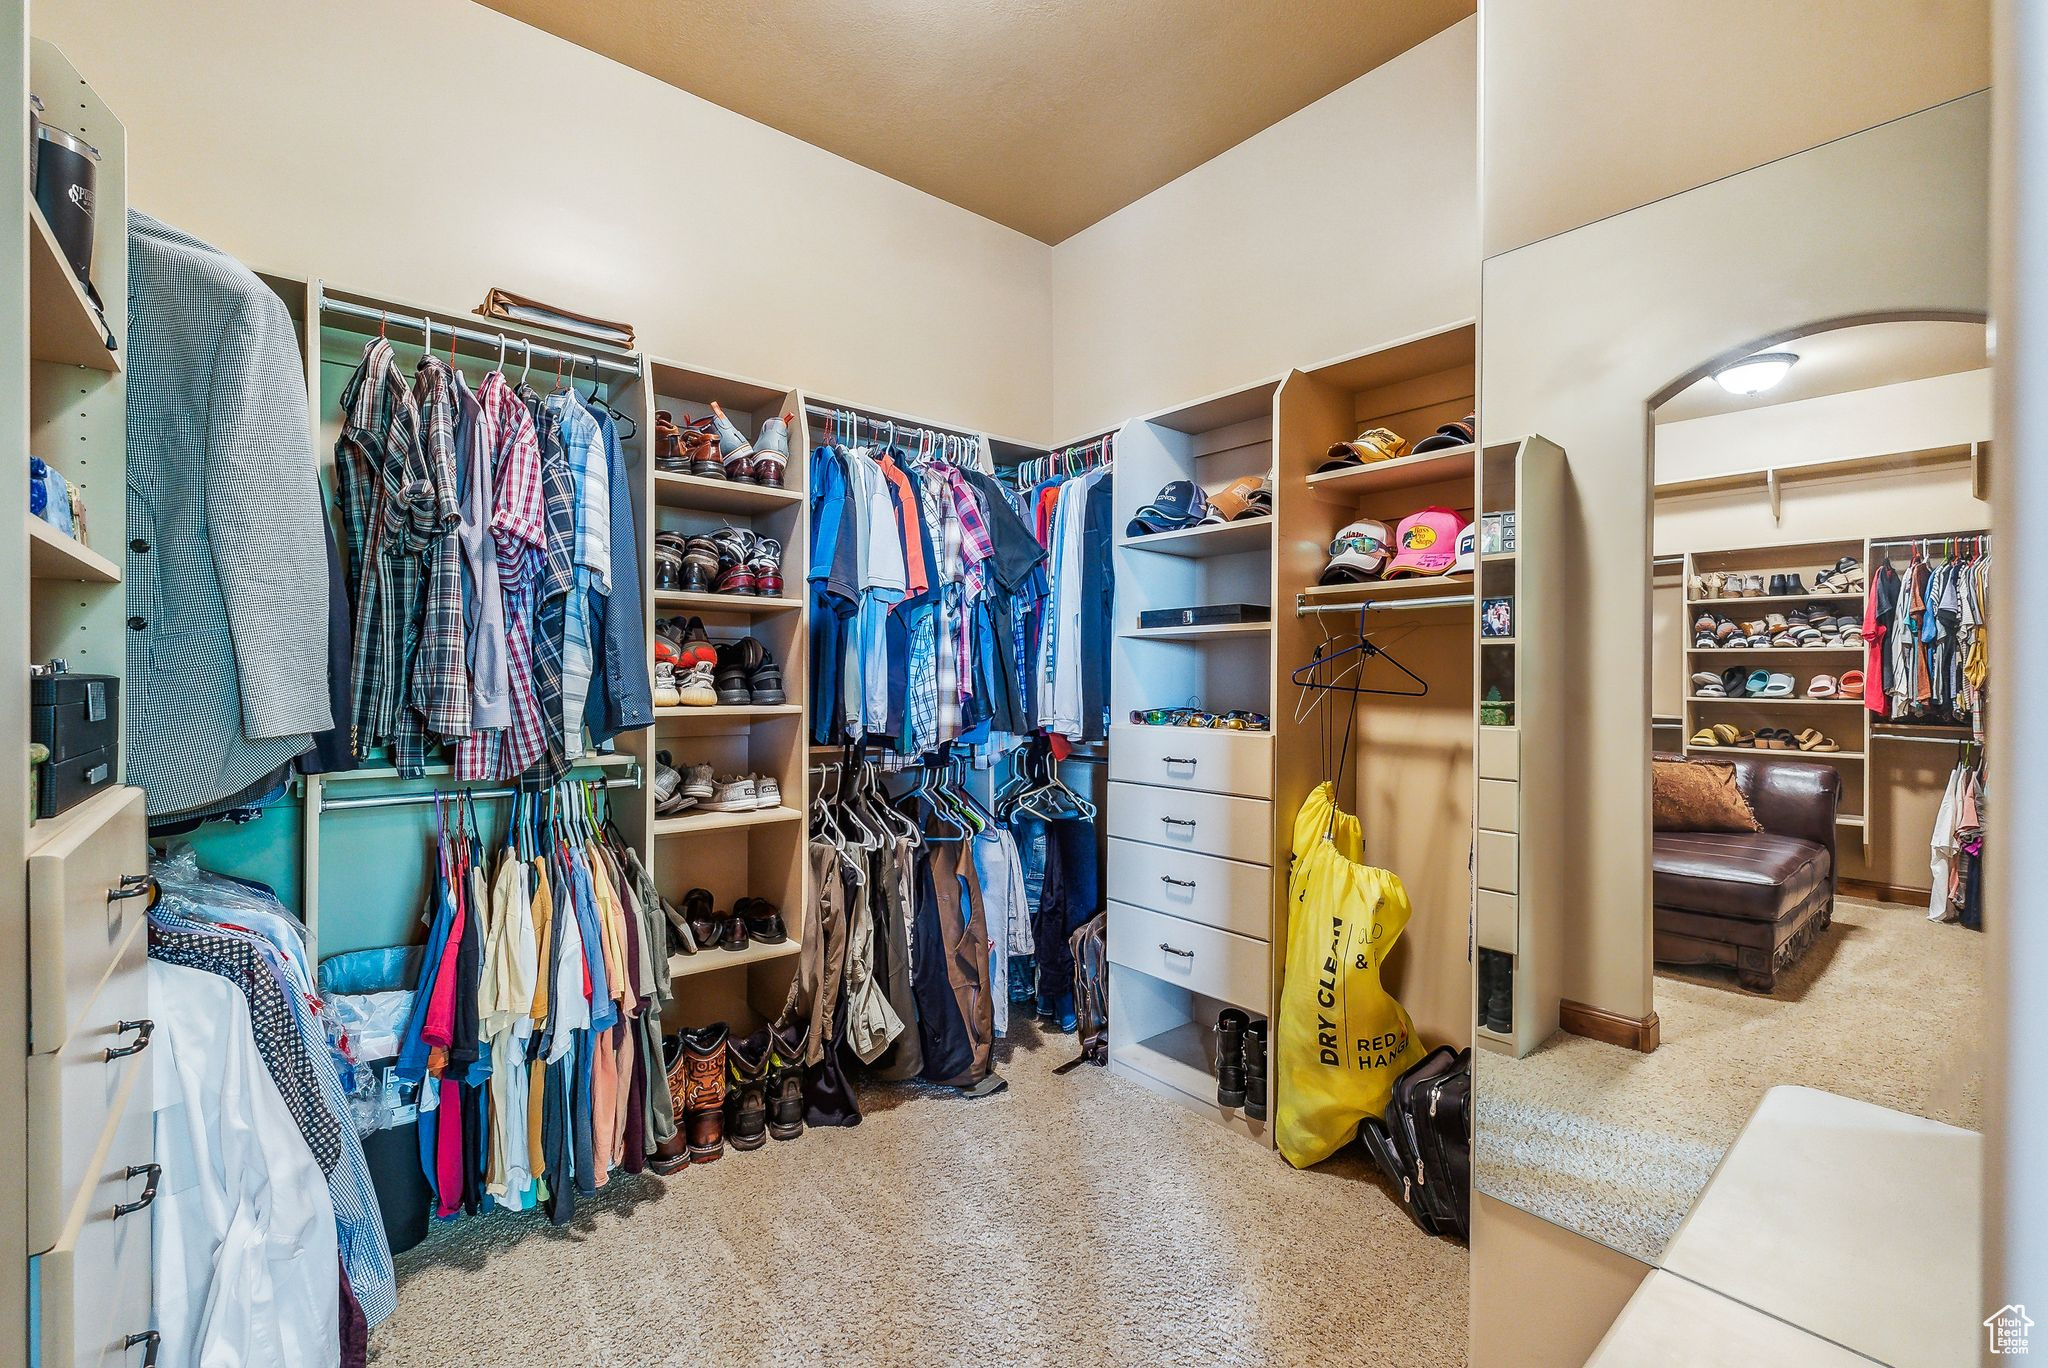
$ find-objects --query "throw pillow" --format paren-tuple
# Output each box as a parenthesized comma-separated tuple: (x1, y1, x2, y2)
(1652, 758, 1762, 833)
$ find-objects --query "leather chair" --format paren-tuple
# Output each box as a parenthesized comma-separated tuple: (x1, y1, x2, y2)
(1652, 753, 1841, 993)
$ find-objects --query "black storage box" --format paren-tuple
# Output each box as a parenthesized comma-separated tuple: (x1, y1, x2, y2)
(31, 672, 117, 818)
(1136, 603, 1270, 630)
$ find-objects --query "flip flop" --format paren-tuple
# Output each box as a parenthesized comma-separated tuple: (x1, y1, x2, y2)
(1795, 728, 1826, 750)
(1695, 685, 1727, 698)
(1840, 669, 1865, 694)
(1711, 724, 1741, 746)
(1722, 666, 1750, 697)
(1692, 671, 1723, 689)
(1733, 730, 1759, 748)
(1692, 727, 1722, 747)
(1841, 624, 1866, 644)
(1763, 672, 1795, 697)
(1746, 668, 1770, 696)
(1806, 674, 1838, 697)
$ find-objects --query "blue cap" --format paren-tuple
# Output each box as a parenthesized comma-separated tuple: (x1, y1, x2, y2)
(1126, 479, 1210, 537)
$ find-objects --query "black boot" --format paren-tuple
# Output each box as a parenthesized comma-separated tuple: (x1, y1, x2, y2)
(724, 1028, 771, 1151)
(1241, 1019, 1269, 1122)
(1214, 1009, 1249, 1108)
(1483, 951, 1515, 1034)
(766, 1021, 808, 1141)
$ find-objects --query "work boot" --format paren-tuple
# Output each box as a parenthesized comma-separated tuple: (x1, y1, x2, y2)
(725, 1028, 772, 1151)
(649, 1034, 692, 1174)
(766, 1021, 809, 1141)
(1241, 1019, 1269, 1122)
(1214, 1008, 1249, 1108)
(682, 1023, 729, 1163)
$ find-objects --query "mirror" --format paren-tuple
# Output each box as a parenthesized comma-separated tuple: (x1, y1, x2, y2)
(1474, 91, 1991, 1365)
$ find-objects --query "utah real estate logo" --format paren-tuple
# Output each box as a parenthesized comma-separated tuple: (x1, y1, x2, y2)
(1986, 1304, 2033, 1355)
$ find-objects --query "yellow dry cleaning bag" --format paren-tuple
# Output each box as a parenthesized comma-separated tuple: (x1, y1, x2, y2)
(1276, 781, 1426, 1168)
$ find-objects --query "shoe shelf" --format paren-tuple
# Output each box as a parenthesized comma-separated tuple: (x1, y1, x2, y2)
(668, 935, 801, 980)
(652, 589, 803, 615)
(1688, 696, 1866, 707)
(1685, 644, 1864, 655)
(1304, 441, 1474, 496)
(29, 198, 119, 373)
(1119, 620, 1271, 641)
(654, 703, 803, 721)
(1111, 1021, 1228, 1109)
(1120, 515, 1272, 558)
(1684, 745, 1865, 761)
(652, 805, 803, 837)
(1688, 592, 1862, 607)
(652, 469, 802, 515)
(26, 515, 120, 583)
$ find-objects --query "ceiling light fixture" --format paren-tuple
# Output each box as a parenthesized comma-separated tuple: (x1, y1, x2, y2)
(1712, 351, 1799, 396)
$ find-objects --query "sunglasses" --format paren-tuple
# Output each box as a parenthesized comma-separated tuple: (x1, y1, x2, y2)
(1329, 534, 1387, 557)
(1127, 709, 1271, 731)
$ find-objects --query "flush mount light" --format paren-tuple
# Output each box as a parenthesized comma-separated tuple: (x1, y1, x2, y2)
(1712, 351, 1799, 396)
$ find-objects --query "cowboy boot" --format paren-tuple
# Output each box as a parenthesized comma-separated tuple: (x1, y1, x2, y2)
(649, 1033, 692, 1174)
(682, 1023, 729, 1162)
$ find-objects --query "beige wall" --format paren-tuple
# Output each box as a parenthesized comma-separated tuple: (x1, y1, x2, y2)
(1048, 19, 1478, 440)
(1469, 1193, 1649, 1368)
(37, 0, 1056, 440)
(1481, 0, 1990, 256)
(1654, 369, 1991, 481)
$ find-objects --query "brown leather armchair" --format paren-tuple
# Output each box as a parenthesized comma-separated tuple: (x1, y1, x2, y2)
(1652, 753, 1842, 993)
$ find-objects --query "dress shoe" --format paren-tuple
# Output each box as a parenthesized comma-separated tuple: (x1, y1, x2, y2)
(721, 910, 751, 952)
(684, 887, 723, 950)
(766, 1021, 809, 1141)
(1241, 1019, 1269, 1122)
(650, 1034, 692, 1174)
(737, 897, 788, 945)
(1214, 1008, 1248, 1108)
(682, 1023, 730, 1163)
(724, 1028, 772, 1151)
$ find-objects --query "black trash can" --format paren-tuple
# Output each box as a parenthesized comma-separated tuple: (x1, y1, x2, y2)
(33, 120, 98, 282)
(319, 947, 432, 1254)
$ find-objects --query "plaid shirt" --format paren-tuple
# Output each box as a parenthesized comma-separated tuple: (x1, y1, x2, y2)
(524, 387, 578, 785)
(333, 340, 426, 757)
(552, 392, 608, 760)
(394, 357, 472, 775)
(455, 372, 547, 780)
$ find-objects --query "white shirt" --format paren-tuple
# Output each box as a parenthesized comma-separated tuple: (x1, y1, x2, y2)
(152, 960, 341, 1368)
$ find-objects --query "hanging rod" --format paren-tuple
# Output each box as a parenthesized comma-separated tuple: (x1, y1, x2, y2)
(1871, 729, 1979, 747)
(803, 404, 980, 447)
(318, 773, 640, 814)
(318, 297, 643, 380)
(1295, 592, 1475, 616)
(1869, 530, 1992, 552)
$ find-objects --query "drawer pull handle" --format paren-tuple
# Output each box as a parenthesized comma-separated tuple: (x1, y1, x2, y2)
(108, 873, 154, 903)
(1160, 816, 1196, 828)
(106, 1019, 154, 1061)
(1161, 756, 1199, 766)
(115, 1162, 162, 1218)
(1160, 876, 1196, 889)
(1159, 942, 1194, 959)
(127, 1330, 161, 1366)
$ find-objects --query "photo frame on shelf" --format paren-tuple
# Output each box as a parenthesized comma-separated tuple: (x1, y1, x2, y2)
(1481, 597, 1515, 638)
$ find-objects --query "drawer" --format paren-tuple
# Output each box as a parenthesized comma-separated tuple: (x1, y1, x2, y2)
(1109, 724, 1272, 800)
(1106, 838, 1271, 940)
(35, 1059, 154, 1368)
(28, 785, 149, 1053)
(29, 917, 150, 1253)
(1477, 829, 1520, 894)
(1107, 901, 1270, 1013)
(1477, 778, 1518, 833)
(1106, 782, 1271, 868)
(1477, 889, 1519, 953)
(1478, 726, 1520, 781)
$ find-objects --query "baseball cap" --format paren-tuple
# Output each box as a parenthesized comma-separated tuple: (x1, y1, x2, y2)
(1201, 474, 1274, 525)
(1412, 414, 1476, 454)
(1384, 507, 1470, 577)
(1451, 520, 1477, 574)
(1320, 518, 1392, 584)
(1126, 479, 1210, 537)
(1316, 427, 1409, 474)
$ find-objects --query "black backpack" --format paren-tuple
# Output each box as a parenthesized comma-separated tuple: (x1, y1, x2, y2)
(1358, 1045, 1470, 1242)
(1053, 912, 1109, 1074)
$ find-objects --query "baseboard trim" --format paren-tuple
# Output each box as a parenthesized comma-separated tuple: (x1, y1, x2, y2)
(1559, 999, 1661, 1053)
(1839, 877, 1932, 905)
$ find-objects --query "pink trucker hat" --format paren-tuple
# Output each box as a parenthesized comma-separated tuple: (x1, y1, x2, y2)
(1384, 506, 1470, 577)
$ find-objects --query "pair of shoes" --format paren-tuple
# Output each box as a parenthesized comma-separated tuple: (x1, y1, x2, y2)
(1812, 556, 1865, 594)
(1767, 572, 1809, 596)
(654, 533, 723, 593)
(1478, 949, 1513, 1033)
(715, 637, 786, 705)
(698, 773, 783, 812)
(1212, 1010, 1270, 1120)
(654, 752, 715, 815)
(656, 660, 719, 708)
(654, 615, 717, 669)
(703, 402, 793, 489)
(716, 1020, 810, 1153)
(707, 528, 785, 598)
(684, 887, 789, 951)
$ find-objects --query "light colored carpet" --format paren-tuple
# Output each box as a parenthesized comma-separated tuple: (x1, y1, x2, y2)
(369, 1020, 1468, 1367)
(1475, 896, 1985, 1263)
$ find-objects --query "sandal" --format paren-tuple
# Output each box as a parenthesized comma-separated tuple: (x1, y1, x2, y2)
(1762, 672, 1795, 697)
(1692, 727, 1723, 747)
(1722, 666, 1750, 697)
(1839, 669, 1865, 695)
(1733, 730, 1759, 748)
(1806, 674, 1838, 698)
(1812, 557, 1864, 593)
(1805, 733, 1841, 753)
(1746, 668, 1770, 696)
(1795, 729, 1826, 751)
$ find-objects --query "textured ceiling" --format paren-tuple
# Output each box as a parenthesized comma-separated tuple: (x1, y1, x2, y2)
(1657, 320, 1989, 423)
(473, 0, 1474, 243)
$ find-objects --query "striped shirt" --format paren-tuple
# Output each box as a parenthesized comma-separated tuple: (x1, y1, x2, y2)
(396, 357, 472, 775)
(524, 387, 578, 784)
(455, 372, 547, 780)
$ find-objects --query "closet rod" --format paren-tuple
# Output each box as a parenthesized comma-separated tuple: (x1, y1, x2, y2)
(1294, 592, 1475, 617)
(1871, 730, 1979, 746)
(803, 404, 978, 446)
(318, 297, 642, 380)
(319, 775, 640, 813)
(1869, 531, 1992, 552)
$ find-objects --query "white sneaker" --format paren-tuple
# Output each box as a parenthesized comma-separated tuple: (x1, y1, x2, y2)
(751, 774, 781, 809)
(654, 752, 695, 816)
(653, 661, 681, 708)
(699, 774, 759, 812)
(678, 662, 717, 707)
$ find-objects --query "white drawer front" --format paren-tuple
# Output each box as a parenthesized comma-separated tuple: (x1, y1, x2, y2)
(1476, 889, 1519, 953)
(1109, 724, 1272, 799)
(28, 786, 149, 1054)
(1478, 726, 1520, 781)
(1477, 778, 1518, 834)
(1477, 829, 1520, 894)
(1107, 901, 1270, 1013)
(29, 917, 149, 1253)
(35, 1060, 153, 1368)
(1106, 782, 1271, 867)
(1106, 838, 1270, 940)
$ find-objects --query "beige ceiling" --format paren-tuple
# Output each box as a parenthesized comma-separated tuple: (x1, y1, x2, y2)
(473, 0, 1473, 243)
(1656, 320, 1989, 423)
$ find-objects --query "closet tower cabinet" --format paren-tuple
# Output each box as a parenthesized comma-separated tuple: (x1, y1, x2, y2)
(9, 35, 157, 1368)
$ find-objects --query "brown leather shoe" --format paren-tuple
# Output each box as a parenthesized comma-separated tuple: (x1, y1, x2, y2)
(649, 1033, 692, 1174)
(682, 1023, 729, 1162)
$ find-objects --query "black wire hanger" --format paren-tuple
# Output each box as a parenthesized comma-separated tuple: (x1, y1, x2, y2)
(1290, 615, 1429, 699)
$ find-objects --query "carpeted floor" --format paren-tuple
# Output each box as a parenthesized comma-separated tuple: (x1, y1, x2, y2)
(369, 1020, 1468, 1367)
(1474, 895, 1984, 1263)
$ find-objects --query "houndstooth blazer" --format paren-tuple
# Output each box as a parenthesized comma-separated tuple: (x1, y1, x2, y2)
(126, 212, 332, 818)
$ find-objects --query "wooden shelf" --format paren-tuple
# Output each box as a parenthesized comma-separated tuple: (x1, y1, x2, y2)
(1688, 593, 1862, 607)
(1306, 442, 1474, 495)
(1298, 573, 1473, 606)
(1686, 645, 1864, 655)
(651, 469, 802, 516)
(1121, 516, 1272, 558)
(1688, 696, 1866, 707)
(1121, 620, 1271, 641)
(1111, 1022, 1226, 1106)
(668, 935, 801, 979)
(651, 589, 802, 614)
(1683, 745, 1864, 761)
(652, 804, 802, 837)
(26, 516, 120, 583)
(654, 703, 802, 721)
(28, 200, 118, 372)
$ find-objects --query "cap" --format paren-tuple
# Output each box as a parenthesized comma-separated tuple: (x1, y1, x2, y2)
(1451, 519, 1477, 574)
(1200, 474, 1274, 524)
(1320, 518, 1393, 584)
(1384, 507, 1470, 577)
(1316, 427, 1409, 474)
(1412, 414, 1476, 454)
(1126, 479, 1210, 537)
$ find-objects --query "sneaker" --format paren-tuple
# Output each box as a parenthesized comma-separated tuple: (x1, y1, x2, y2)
(752, 413, 792, 490)
(654, 751, 695, 816)
(712, 528, 757, 596)
(748, 648, 786, 705)
(708, 401, 757, 484)
(653, 661, 682, 709)
(681, 763, 715, 800)
(681, 536, 719, 593)
(677, 662, 718, 707)
(676, 616, 718, 666)
(751, 774, 781, 809)
(700, 774, 759, 812)
(748, 537, 784, 598)
(715, 638, 764, 705)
